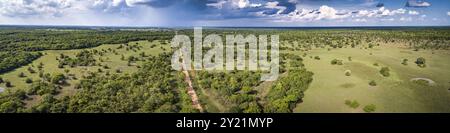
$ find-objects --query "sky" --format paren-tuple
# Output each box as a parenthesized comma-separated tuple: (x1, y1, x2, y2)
(0, 0, 449, 27)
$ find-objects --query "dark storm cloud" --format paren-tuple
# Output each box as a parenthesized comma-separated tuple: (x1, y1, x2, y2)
(405, 0, 431, 8)
(376, 3, 384, 7)
(129, 0, 177, 8)
(271, 0, 297, 14)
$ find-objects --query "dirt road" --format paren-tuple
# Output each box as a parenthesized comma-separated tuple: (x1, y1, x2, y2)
(179, 52, 204, 112)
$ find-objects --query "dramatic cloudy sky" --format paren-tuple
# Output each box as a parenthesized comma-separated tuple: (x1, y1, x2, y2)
(0, 0, 449, 26)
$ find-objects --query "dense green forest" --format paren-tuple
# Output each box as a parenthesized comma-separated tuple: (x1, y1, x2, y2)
(196, 71, 262, 113)
(0, 29, 173, 51)
(0, 53, 198, 113)
(0, 51, 42, 74)
(0, 29, 173, 74)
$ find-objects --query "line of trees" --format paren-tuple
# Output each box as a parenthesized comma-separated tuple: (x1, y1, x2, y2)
(0, 51, 42, 74)
(264, 69, 313, 113)
(0, 29, 174, 52)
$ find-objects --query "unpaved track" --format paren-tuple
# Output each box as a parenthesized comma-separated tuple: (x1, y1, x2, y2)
(179, 52, 204, 112)
(182, 69, 204, 112)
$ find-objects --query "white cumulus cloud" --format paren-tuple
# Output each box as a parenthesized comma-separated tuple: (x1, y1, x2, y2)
(408, 10, 419, 15)
(0, 0, 73, 17)
(315, 5, 350, 20)
(400, 17, 412, 21)
(265, 1, 286, 14)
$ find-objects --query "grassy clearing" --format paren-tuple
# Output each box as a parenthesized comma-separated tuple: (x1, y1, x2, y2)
(292, 46, 450, 112)
(0, 40, 170, 103)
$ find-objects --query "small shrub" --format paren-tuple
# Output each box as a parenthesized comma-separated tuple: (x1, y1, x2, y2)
(5, 81, 12, 87)
(369, 80, 377, 86)
(379, 67, 390, 77)
(38, 71, 44, 78)
(314, 56, 320, 60)
(345, 100, 360, 109)
(64, 69, 70, 74)
(363, 104, 377, 113)
(415, 57, 426, 68)
(348, 56, 352, 61)
(331, 59, 343, 65)
(25, 78, 33, 84)
(345, 70, 351, 76)
(401, 59, 408, 65)
(105, 71, 110, 76)
(18, 72, 26, 78)
(103, 65, 110, 69)
(37, 62, 44, 70)
(51, 73, 66, 85)
(58, 63, 64, 68)
(27, 67, 36, 73)
(373, 63, 379, 66)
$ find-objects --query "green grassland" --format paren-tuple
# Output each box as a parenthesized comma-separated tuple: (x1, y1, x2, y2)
(191, 36, 450, 113)
(0, 40, 170, 106)
(292, 46, 450, 113)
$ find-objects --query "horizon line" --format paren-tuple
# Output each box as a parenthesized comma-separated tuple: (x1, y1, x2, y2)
(1, 24, 450, 29)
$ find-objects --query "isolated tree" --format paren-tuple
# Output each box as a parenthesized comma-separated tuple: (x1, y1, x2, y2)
(345, 70, 351, 76)
(27, 67, 36, 73)
(121, 55, 125, 61)
(116, 69, 122, 73)
(37, 62, 44, 70)
(140, 52, 146, 57)
(368, 43, 374, 48)
(345, 100, 360, 109)
(402, 59, 408, 65)
(38, 71, 44, 78)
(64, 69, 70, 74)
(60, 53, 65, 59)
(25, 78, 33, 84)
(51, 73, 66, 85)
(369, 80, 377, 86)
(5, 81, 12, 87)
(18, 72, 26, 78)
(103, 65, 110, 69)
(331, 59, 343, 65)
(128, 55, 136, 62)
(314, 56, 320, 60)
(415, 57, 426, 68)
(380, 67, 390, 77)
(105, 71, 110, 76)
(363, 104, 377, 113)
(58, 63, 64, 69)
